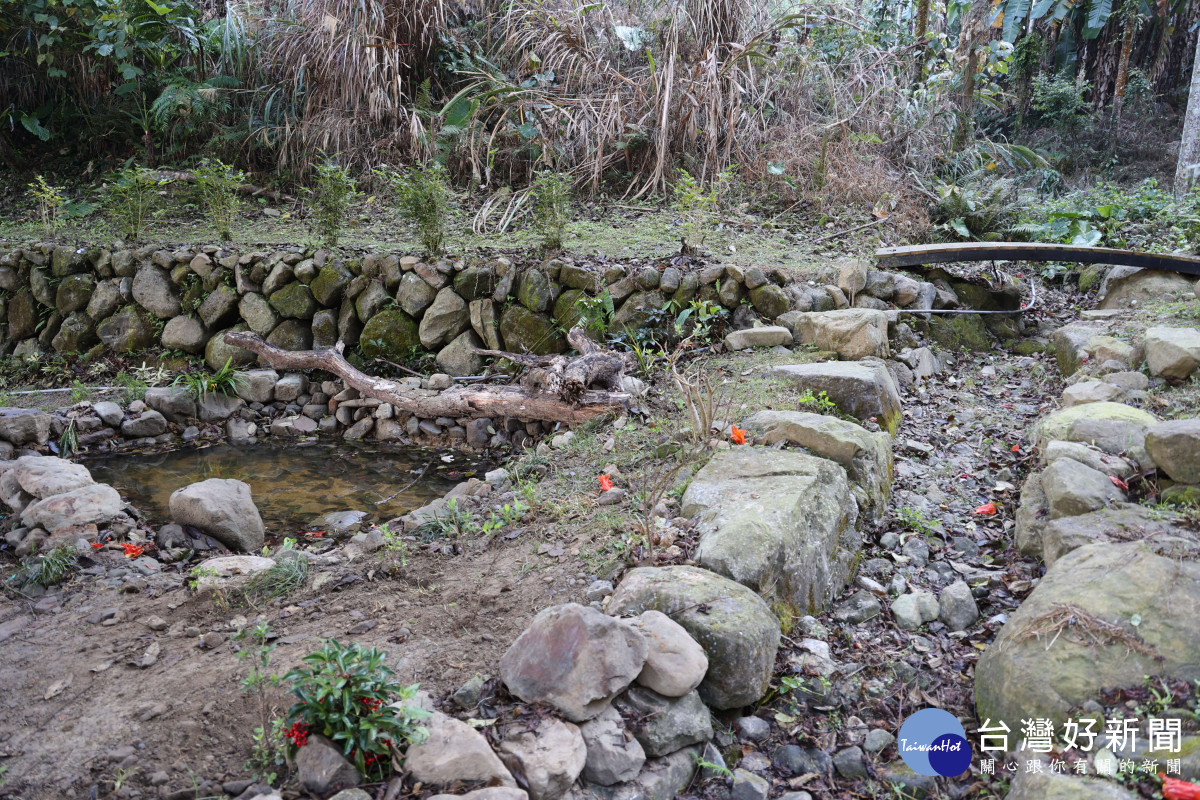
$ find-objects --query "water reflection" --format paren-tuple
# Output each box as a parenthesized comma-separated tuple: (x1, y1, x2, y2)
(87, 441, 487, 532)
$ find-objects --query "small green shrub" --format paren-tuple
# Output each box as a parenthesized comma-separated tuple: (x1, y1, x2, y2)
(530, 171, 572, 252)
(194, 158, 245, 241)
(107, 168, 166, 241)
(28, 175, 67, 236)
(931, 177, 1024, 241)
(389, 162, 453, 256)
(575, 289, 616, 338)
(172, 357, 246, 399)
(8, 545, 78, 591)
(243, 556, 309, 602)
(234, 622, 285, 783)
(1031, 75, 1091, 135)
(310, 160, 358, 247)
(283, 640, 430, 778)
(673, 169, 718, 254)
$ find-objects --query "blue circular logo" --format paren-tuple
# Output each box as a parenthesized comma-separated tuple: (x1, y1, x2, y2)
(898, 709, 973, 777)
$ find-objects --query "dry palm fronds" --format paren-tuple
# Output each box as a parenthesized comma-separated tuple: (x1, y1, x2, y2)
(1016, 603, 1163, 661)
(251, 0, 447, 171)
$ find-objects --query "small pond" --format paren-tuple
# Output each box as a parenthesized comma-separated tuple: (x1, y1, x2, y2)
(87, 441, 491, 533)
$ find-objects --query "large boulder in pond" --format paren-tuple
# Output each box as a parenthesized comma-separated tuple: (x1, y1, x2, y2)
(12, 455, 94, 498)
(608, 565, 780, 709)
(169, 478, 265, 552)
(975, 540, 1200, 727)
(21, 483, 123, 534)
(360, 308, 421, 361)
(500, 603, 648, 722)
(682, 447, 860, 614)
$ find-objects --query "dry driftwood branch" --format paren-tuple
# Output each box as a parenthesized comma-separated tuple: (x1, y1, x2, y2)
(474, 327, 627, 403)
(224, 331, 630, 424)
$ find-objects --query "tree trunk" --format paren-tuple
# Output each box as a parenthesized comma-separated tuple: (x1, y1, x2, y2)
(910, 0, 932, 85)
(223, 331, 631, 424)
(953, 0, 989, 152)
(1111, 6, 1137, 129)
(1176, 32, 1200, 198)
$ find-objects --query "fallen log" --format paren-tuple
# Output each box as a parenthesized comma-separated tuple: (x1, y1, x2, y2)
(474, 327, 627, 403)
(223, 331, 631, 424)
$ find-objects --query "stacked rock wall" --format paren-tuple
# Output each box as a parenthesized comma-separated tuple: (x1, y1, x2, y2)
(0, 243, 993, 366)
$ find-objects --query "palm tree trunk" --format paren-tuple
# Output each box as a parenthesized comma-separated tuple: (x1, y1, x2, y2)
(1176, 32, 1200, 198)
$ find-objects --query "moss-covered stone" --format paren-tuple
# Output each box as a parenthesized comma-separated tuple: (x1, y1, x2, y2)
(553, 289, 586, 331)
(205, 324, 257, 370)
(929, 314, 989, 351)
(1012, 338, 1046, 355)
(1078, 263, 1107, 294)
(266, 319, 313, 351)
(612, 291, 666, 333)
(498, 305, 565, 355)
(51, 312, 98, 353)
(96, 306, 154, 353)
(312, 309, 338, 349)
(360, 308, 421, 361)
(7, 290, 36, 340)
(672, 272, 700, 306)
(976, 542, 1200, 727)
(50, 245, 87, 277)
(1162, 484, 1200, 507)
(608, 565, 781, 710)
(309, 263, 352, 307)
(55, 274, 95, 315)
(516, 269, 553, 313)
(748, 284, 789, 320)
(1033, 402, 1158, 449)
(268, 282, 318, 320)
(453, 266, 495, 301)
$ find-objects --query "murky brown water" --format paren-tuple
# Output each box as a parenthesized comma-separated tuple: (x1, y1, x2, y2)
(87, 441, 490, 532)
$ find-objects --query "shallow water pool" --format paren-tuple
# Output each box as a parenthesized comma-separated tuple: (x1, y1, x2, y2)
(87, 440, 489, 532)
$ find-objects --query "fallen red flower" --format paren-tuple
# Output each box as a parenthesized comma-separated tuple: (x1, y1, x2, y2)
(122, 542, 144, 558)
(598, 474, 614, 492)
(90, 542, 105, 550)
(974, 502, 998, 516)
(1162, 775, 1200, 800)
(1110, 475, 1130, 491)
(1011, 444, 1020, 452)
(730, 426, 747, 445)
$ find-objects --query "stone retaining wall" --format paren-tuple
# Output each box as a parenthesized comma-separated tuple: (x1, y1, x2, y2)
(0, 242, 1009, 366)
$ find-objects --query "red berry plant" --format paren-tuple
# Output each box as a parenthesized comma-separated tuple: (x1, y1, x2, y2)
(283, 640, 430, 779)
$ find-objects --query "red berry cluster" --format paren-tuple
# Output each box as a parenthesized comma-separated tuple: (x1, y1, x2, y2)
(284, 721, 309, 748)
(359, 697, 383, 712)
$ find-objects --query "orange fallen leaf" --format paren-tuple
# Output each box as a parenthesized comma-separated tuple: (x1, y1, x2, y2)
(598, 474, 614, 492)
(974, 502, 998, 516)
(730, 426, 747, 445)
(1110, 475, 1129, 491)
